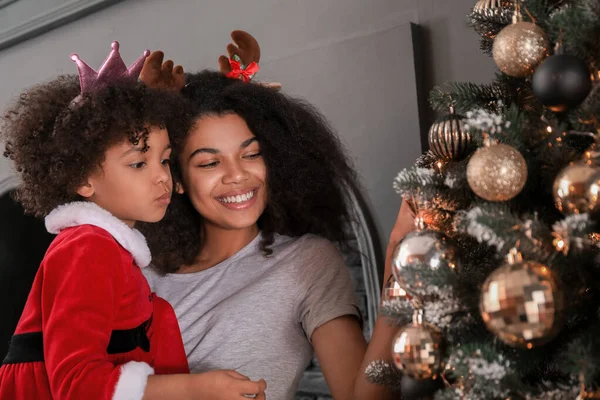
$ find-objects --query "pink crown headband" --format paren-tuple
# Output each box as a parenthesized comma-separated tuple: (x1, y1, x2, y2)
(70, 41, 150, 94)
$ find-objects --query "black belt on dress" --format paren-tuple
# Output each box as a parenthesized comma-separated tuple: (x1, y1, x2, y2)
(2, 317, 152, 365)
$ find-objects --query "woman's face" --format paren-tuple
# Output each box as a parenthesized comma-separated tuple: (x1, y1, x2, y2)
(177, 113, 268, 232)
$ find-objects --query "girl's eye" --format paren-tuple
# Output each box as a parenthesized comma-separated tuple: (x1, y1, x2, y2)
(198, 161, 219, 168)
(161, 159, 171, 166)
(244, 152, 262, 160)
(129, 162, 146, 169)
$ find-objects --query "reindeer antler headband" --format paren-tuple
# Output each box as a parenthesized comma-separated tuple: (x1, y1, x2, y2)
(218, 30, 261, 83)
(140, 51, 186, 92)
(218, 30, 281, 90)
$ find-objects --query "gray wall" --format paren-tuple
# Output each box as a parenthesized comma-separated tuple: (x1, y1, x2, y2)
(0, 0, 496, 258)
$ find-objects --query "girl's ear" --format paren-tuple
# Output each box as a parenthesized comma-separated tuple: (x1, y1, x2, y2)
(76, 182, 95, 198)
(175, 182, 185, 194)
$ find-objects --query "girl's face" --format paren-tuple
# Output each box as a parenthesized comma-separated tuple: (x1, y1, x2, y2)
(177, 113, 268, 232)
(78, 127, 173, 227)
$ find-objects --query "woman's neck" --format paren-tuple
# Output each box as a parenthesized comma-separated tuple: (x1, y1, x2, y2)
(177, 223, 260, 274)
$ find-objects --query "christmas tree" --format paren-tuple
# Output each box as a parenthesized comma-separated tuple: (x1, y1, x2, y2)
(366, 0, 600, 398)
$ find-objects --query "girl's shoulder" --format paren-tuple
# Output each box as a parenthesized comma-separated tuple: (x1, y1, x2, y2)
(44, 202, 150, 268)
(51, 224, 125, 252)
(46, 225, 132, 269)
(40, 224, 144, 295)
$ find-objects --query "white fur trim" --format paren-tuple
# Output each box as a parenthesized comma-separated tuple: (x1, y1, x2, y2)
(45, 202, 152, 268)
(112, 361, 154, 400)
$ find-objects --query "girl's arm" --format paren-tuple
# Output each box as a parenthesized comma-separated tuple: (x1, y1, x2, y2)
(143, 370, 267, 400)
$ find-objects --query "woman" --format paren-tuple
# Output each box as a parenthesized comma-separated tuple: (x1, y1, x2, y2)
(141, 70, 415, 399)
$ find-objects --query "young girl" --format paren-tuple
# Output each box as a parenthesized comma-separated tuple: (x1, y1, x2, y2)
(0, 42, 266, 400)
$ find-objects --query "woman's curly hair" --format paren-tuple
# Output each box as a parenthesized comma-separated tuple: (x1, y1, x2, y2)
(140, 70, 360, 274)
(1, 75, 186, 217)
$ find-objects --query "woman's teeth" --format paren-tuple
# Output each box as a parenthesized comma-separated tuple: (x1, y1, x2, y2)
(219, 190, 255, 204)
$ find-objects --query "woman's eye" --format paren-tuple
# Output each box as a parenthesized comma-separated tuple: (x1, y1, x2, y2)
(161, 159, 171, 166)
(129, 162, 146, 169)
(244, 152, 262, 160)
(198, 161, 219, 168)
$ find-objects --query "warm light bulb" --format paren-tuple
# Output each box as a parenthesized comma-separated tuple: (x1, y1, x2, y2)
(436, 161, 444, 172)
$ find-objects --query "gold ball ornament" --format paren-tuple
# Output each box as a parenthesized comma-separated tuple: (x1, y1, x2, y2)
(553, 162, 598, 215)
(467, 143, 527, 201)
(480, 254, 563, 348)
(428, 111, 472, 161)
(392, 310, 443, 379)
(492, 20, 549, 77)
(391, 229, 459, 298)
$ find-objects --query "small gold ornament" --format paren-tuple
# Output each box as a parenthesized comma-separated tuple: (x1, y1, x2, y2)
(470, 0, 514, 43)
(428, 107, 472, 161)
(467, 142, 527, 201)
(480, 249, 563, 348)
(492, 4, 549, 77)
(473, 0, 513, 14)
(383, 275, 409, 301)
(553, 162, 598, 215)
(392, 309, 443, 379)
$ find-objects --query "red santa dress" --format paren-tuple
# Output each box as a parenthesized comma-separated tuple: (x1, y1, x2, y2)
(0, 201, 189, 400)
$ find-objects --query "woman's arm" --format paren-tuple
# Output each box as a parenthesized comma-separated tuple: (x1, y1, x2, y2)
(308, 201, 415, 400)
(353, 200, 416, 400)
(312, 316, 367, 400)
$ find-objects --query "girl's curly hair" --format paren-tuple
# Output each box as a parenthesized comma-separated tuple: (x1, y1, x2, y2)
(140, 70, 360, 274)
(1, 75, 186, 217)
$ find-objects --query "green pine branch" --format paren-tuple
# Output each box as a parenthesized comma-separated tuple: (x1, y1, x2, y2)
(429, 83, 511, 114)
(454, 203, 555, 261)
(467, 7, 513, 56)
(548, 0, 600, 64)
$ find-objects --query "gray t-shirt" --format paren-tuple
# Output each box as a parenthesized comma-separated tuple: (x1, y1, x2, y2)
(143, 233, 360, 400)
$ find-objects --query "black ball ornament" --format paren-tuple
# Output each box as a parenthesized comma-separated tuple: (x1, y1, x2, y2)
(532, 54, 592, 112)
(400, 374, 443, 400)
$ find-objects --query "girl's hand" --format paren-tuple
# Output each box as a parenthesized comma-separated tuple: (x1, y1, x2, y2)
(188, 370, 267, 399)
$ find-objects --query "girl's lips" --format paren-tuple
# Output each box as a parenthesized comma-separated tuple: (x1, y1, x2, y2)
(156, 193, 171, 206)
